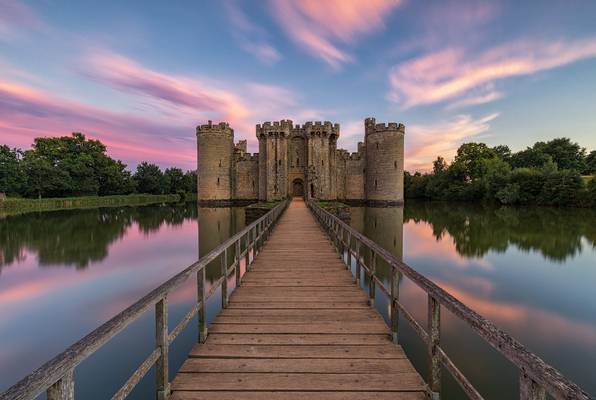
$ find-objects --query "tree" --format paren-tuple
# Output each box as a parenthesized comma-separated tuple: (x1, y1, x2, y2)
(585, 150, 596, 175)
(432, 156, 447, 174)
(509, 147, 552, 169)
(164, 167, 185, 194)
(492, 145, 512, 162)
(133, 162, 165, 194)
(21, 152, 73, 198)
(451, 143, 498, 181)
(183, 170, 198, 193)
(0, 145, 24, 195)
(534, 138, 586, 172)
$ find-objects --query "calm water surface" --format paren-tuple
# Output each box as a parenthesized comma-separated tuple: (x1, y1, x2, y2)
(0, 201, 594, 399)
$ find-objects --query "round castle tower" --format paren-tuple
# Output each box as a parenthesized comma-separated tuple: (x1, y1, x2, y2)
(256, 120, 292, 201)
(364, 117, 405, 205)
(197, 121, 234, 202)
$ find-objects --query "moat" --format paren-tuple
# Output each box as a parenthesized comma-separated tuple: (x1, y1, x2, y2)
(0, 202, 594, 399)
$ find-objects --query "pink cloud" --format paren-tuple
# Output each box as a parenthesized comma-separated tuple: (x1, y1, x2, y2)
(405, 113, 499, 172)
(389, 37, 596, 108)
(0, 79, 196, 169)
(270, 0, 400, 68)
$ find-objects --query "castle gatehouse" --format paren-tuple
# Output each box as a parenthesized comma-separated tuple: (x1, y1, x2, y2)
(197, 118, 405, 205)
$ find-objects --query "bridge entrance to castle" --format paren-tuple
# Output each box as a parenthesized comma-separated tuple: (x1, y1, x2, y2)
(292, 178, 304, 197)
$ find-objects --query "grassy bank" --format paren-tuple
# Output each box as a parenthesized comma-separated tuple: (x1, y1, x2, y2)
(0, 193, 197, 216)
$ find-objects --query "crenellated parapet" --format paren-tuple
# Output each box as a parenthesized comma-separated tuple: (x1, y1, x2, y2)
(256, 120, 293, 139)
(303, 121, 340, 138)
(196, 120, 234, 137)
(364, 117, 404, 136)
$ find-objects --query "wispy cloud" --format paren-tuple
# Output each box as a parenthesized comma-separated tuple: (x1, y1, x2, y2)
(0, 0, 46, 40)
(270, 0, 400, 68)
(0, 79, 195, 168)
(224, 1, 282, 65)
(406, 113, 499, 171)
(389, 37, 596, 109)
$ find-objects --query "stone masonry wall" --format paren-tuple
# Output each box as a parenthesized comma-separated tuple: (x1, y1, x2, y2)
(197, 121, 234, 201)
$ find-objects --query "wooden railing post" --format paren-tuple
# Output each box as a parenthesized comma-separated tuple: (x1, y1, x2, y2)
(47, 369, 74, 400)
(245, 233, 251, 272)
(155, 297, 169, 400)
(520, 373, 546, 400)
(197, 267, 207, 343)
(355, 241, 361, 286)
(428, 295, 441, 399)
(235, 240, 241, 287)
(391, 267, 400, 344)
(346, 232, 352, 270)
(368, 250, 376, 307)
(221, 248, 228, 308)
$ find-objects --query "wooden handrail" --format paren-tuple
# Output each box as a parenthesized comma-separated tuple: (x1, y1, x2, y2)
(0, 201, 288, 400)
(308, 200, 593, 400)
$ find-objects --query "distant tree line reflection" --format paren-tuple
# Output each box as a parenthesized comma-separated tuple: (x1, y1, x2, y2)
(403, 201, 596, 262)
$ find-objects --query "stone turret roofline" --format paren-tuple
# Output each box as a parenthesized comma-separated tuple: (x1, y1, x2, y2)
(196, 120, 233, 135)
(364, 117, 405, 135)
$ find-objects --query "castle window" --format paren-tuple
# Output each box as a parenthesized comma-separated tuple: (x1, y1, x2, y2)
(219, 159, 222, 167)
(363, 168, 366, 174)
(278, 159, 282, 166)
(376, 143, 379, 149)
(297, 157, 299, 166)
(394, 160, 397, 169)
(321, 160, 324, 166)
(252, 180, 255, 189)
(375, 179, 378, 189)
(217, 177, 220, 186)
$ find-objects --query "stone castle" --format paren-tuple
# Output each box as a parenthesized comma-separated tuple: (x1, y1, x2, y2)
(196, 118, 405, 205)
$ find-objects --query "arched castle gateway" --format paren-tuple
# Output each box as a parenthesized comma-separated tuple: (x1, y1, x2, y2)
(197, 118, 405, 205)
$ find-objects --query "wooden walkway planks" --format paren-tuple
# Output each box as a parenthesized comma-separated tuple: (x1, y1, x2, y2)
(170, 198, 427, 400)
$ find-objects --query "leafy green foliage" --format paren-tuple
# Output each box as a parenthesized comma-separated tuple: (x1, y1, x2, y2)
(405, 137, 594, 207)
(0, 133, 196, 199)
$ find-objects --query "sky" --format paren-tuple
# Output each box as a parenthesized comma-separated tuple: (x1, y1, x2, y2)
(1, 0, 596, 172)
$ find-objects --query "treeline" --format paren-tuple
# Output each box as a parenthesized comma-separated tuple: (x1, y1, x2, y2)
(0, 133, 197, 198)
(405, 138, 596, 207)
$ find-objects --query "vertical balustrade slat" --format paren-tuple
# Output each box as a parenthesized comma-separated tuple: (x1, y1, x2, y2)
(235, 240, 241, 287)
(155, 297, 169, 400)
(355, 241, 361, 286)
(47, 369, 74, 400)
(221, 248, 228, 308)
(368, 250, 376, 307)
(244, 232, 250, 272)
(391, 268, 400, 344)
(346, 232, 352, 271)
(520, 373, 546, 400)
(428, 295, 441, 399)
(197, 266, 207, 343)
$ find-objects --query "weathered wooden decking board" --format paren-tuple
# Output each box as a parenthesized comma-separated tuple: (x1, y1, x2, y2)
(170, 199, 428, 400)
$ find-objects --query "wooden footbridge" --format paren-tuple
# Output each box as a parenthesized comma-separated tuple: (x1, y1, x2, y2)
(1, 199, 592, 400)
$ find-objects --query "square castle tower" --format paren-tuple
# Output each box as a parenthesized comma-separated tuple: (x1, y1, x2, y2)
(196, 118, 405, 205)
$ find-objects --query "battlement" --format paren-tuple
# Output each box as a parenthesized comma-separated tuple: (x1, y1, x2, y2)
(256, 120, 293, 138)
(365, 117, 404, 135)
(196, 120, 233, 136)
(234, 152, 259, 162)
(303, 121, 340, 137)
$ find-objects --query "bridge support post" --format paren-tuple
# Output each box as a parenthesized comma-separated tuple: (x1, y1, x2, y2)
(346, 232, 352, 271)
(391, 268, 400, 344)
(245, 233, 251, 272)
(355, 242, 361, 286)
(235, 240, 241, 287)
(368, 251, 376, 307)
(155, 297, 170, 400)
(428, 295, 441, 399)
(197, 267, 207, 343)
(47, 369, 74, 400)
(221, 248, 228, 308)
(520, 373, 545, 400)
